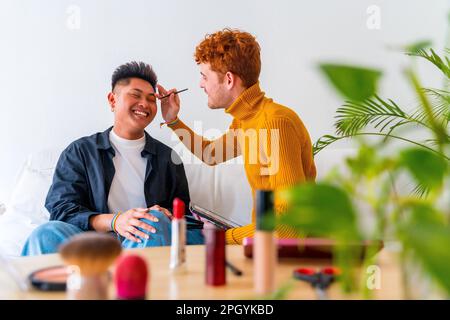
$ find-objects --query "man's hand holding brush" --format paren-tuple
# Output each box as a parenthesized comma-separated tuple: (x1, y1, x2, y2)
(156, 84, 183, 124)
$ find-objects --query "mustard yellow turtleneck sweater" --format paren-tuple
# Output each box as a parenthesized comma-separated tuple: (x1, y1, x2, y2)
(168, 82, 316, 244)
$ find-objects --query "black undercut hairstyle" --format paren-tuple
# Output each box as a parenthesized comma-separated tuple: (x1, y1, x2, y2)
(111, 61, 158, 91)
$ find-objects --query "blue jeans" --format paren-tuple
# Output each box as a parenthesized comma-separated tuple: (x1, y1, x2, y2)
(21, 210, 204, 256)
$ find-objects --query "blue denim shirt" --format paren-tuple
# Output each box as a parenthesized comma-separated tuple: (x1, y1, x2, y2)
(45, 127, 200, 231)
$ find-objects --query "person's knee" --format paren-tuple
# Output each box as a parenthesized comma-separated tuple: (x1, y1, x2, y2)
(129, 211, 204, 246)
(28, 221, 68, 242)
(142, 211, 204, 244)
(23, 221, 82, 255)
(140, 210, 171, 232)
(127, 210, 172, 247)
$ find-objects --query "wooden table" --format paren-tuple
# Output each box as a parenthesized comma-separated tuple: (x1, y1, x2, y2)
(0, 245, 403, 300)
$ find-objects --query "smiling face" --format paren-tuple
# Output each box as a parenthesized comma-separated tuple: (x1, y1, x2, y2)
(108, 78, 157, 139)
(199, 63, 234, 109)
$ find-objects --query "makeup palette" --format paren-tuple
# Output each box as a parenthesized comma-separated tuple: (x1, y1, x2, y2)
(28, 265, 70, 291)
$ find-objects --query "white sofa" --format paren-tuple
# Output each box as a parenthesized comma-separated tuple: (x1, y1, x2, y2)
(0, 147, 354, 257)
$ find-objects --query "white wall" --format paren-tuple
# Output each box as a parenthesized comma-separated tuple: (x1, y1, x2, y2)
(0, 0, 448, 202)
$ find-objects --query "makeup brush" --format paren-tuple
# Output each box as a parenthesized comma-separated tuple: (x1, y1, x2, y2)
(158, 88, 188, 99)
(59, 232, 122, 300)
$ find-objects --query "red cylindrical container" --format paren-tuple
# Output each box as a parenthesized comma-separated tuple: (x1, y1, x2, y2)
(205, 227, 226, 286)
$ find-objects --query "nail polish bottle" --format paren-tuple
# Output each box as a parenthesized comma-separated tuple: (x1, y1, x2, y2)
(205, 227, 226, 286)
(254, 189, 277, 295)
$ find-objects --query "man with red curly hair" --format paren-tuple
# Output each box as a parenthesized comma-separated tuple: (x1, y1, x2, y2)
(158, 28, 316, 244)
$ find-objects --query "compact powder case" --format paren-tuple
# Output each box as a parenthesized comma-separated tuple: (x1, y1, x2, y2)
(28, 265, 70, 291)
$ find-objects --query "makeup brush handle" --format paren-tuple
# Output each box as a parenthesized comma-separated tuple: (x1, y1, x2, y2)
(67, 272, 109, 300)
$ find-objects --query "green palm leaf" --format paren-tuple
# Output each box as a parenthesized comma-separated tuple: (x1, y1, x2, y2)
(410, 88, 450, 126)
(424, 138, 444, 147)
(402, 40, 432, 54)
(411, 183, 430, 198)
(314, 132, 449, 160)
(313, 134, 342, 156)
(334, 95, 425, 136)
(406, 48, 450, 79)
(407, 69, 450, 147)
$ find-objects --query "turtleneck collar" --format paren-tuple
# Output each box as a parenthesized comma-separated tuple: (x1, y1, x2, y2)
(225, 82, 265, 121)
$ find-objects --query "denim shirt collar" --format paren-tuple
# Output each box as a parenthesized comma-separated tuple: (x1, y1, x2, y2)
(96, 126, 157, 156)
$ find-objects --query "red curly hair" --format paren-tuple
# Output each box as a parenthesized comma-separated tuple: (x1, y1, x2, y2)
(194, 28, 261, 88)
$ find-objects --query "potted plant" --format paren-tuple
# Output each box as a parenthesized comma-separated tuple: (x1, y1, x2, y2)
(279, 44, 449, 299)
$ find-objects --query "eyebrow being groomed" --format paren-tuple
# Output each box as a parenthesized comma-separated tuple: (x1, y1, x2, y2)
(130, 88, 157, 97)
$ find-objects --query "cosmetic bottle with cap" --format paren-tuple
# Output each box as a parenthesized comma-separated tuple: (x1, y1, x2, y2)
(205, 227, 226, 286)
(170, 198, 186, 273)
(254, 189, 277, 295)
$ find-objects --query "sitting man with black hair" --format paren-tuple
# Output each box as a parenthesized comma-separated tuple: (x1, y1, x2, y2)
(22, 61, 204, 256)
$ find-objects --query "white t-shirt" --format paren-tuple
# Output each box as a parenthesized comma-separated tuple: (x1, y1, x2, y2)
(107, 129, 147, 214)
